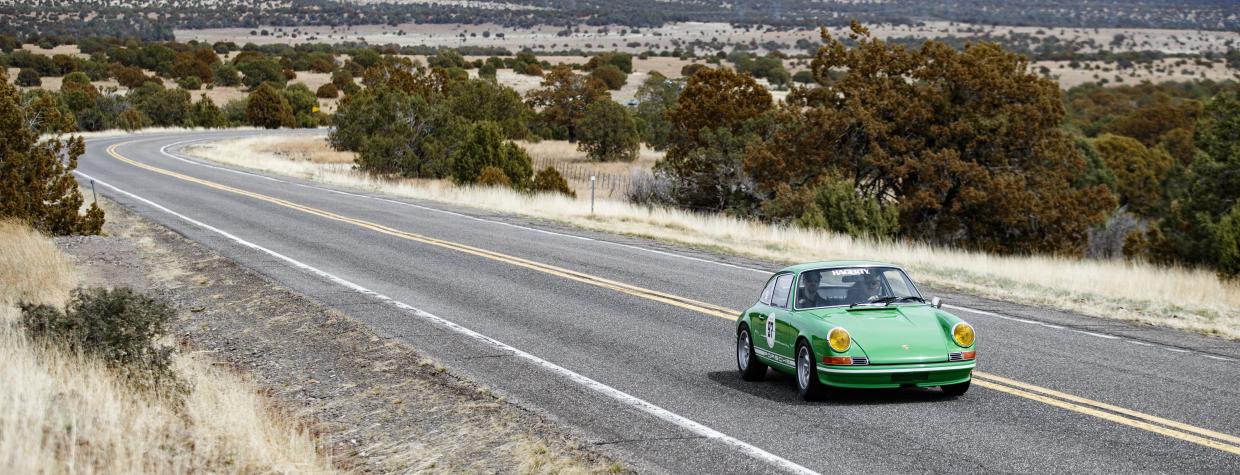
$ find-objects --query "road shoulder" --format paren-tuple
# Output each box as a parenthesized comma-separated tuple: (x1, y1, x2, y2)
(60, 194, 628, 473)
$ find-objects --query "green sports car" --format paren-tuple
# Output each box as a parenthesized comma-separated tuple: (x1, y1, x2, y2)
(736, 261, 976, 400)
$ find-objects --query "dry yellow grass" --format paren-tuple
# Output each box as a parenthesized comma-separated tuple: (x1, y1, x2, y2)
(183, 133, 354, 178)
(520, 140, 662, 169)
(17, 44, 88, 59)
(0, 220, 77, 308)
(514, 440, 622, 474)
(0, 341, 336, 474)
(249, 135, 357, 164)
(184, 134, 1240, 340)
(0, 219, 338, 474)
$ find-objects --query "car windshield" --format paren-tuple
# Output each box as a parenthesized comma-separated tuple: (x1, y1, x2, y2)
(793, 266, 922, 310)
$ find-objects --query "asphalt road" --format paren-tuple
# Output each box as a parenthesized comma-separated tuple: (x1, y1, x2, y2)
(76, 130, 1240, 474)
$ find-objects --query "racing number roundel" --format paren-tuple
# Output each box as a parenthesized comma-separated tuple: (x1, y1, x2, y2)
(764, 316, 776, 348)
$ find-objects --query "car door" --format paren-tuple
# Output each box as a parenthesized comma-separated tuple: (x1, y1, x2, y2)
(748, 273, 788, 367)
(748, 274, 778, 363)
(763, 273, 796, 368)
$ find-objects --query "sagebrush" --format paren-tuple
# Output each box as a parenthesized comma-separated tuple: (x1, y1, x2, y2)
(21, 287, 179, 392)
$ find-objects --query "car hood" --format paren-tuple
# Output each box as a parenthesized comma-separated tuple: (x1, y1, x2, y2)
(813, 305, 950, 364)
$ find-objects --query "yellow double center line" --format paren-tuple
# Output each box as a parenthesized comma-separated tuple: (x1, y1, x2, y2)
(107, 142, 1240, 457)
(106, 144, 737, 320)
(972, 372, 1240, 455)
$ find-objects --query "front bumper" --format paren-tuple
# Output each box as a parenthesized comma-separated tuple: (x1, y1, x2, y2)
(817, 360, 974, 388)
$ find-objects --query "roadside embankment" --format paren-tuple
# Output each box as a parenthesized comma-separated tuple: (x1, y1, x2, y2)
(0, 218, 337, 473)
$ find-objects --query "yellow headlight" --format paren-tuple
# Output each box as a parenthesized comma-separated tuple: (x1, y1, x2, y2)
(952, 322, 975, 347)
(828, 327, 850, 353)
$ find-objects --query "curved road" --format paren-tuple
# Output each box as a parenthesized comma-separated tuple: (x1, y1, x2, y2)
(76, 130, 1240, 473)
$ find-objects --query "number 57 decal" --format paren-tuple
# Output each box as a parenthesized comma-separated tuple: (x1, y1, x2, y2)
(764, 316, 777, 348)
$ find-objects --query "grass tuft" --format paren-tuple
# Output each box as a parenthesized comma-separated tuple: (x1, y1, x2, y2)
(0, 219, 76, 311)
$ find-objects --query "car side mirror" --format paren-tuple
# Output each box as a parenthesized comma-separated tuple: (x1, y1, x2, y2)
(931, 297, 942, 309)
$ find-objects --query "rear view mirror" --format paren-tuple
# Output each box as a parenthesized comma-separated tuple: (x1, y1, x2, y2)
(931, 297, 942, 309)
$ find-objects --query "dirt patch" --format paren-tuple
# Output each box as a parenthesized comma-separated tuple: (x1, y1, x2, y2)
(58, 195, 625, 473)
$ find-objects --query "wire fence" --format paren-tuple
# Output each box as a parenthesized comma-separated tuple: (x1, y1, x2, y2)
(531, 157, 634, 198)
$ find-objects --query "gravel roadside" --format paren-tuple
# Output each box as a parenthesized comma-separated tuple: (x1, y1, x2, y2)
(55, 195, 628, 474)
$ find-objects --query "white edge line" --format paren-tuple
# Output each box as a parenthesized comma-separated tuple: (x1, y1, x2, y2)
(943, 304, 1002, 317)
(945, 303, 1069, 330)
(74, 170, 821, 475)
(1072, 330, 1121, 340)
(946, 304, 1240, 362)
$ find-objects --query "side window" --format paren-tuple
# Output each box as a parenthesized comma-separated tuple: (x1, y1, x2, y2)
(770, 274, 794, 309)
(758, 276, 778, 305)
(882, 269, 913, 296)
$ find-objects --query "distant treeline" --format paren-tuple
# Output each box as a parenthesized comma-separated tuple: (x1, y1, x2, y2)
(7, 30, 1240, 277)
(2, 0, 1238, 42)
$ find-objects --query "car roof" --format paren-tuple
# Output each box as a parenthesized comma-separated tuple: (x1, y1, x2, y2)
(775, 260, 902, 274)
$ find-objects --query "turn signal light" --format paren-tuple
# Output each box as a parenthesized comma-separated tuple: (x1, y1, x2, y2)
(962, 351, 976, 360)
(823, 356, 853, 365)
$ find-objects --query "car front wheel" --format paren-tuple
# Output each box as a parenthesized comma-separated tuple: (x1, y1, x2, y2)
(795, 341, 827, 400)
(737, 326, 767, 381)
(942, 381, 970, 397)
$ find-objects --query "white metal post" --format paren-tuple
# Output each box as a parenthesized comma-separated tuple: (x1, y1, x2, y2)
(590, 175, 596, 215)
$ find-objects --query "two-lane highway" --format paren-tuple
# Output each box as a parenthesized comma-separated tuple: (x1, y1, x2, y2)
(76, 130, 1240, 473)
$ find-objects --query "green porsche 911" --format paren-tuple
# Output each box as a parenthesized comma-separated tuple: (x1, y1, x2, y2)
(736, 261, 976, 400)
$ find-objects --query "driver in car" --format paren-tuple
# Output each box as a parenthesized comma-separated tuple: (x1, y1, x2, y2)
(847, 273, 885, 304)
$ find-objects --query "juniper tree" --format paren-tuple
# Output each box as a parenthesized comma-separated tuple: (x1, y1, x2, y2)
(576, 100, 640, 162)
(742, 22, 1115, 254)
(632, 73, 683, 151)
(190, 94, 226, 128)
(1157, 92, 1240, 273)
(245, 82, 294, 129)
(450, 121, 532, 188)
(657, 67, 771, 211)
(532, 167, 575, 198)
(525, 65, 609, 142)
(0, 71, 104, 235)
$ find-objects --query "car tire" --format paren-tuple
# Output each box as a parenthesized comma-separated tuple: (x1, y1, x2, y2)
(795, 340, 828, 401)
(942, 381, 970, 397)
(737, 325, 767, 381)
